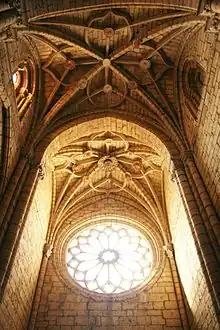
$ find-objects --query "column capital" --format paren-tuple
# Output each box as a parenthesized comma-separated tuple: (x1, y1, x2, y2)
(170, 150, 194, 173)
(37, 162, 45, 180)
(43, 243, 53, 258)
(182, 149, 194, 164)
(20, 146, 46, 177)
(0, 26, 17, 42)
(163, 243, 174, 258)
(169, 156, 185, 182)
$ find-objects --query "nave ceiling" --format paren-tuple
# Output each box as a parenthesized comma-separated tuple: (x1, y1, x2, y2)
(0, 4, 220, 328)
(0, 2, 212, 242)
(5, 3, 208, 242)
(44, 121, 170, 244)
(13, 3, 206, 151)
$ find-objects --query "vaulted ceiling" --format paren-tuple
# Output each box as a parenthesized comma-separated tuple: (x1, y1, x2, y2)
(15, 4, 205, 152)
(11, 3, 207, 243)
(42, 117, 172, 247)
(0, 2, 209, 247)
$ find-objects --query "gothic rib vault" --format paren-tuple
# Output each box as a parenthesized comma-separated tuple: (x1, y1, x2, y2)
(1, 4, 206, 246)
(12, 3, 217, 259)
(46, 127, 168, 246)
(15, 5, 206, 152)
(0, 1, 220, 329)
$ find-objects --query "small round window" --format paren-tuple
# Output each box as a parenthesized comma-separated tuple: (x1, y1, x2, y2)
(66, 222, 153, 294)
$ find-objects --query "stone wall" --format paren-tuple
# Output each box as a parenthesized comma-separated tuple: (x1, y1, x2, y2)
(164, 169, 219, 329)
(0, 2, 219, 330)
(0, 170, 52, 330)
(179, 27, 220, 216)
(0, 39, 21, 188)
(34, 254, 184, 330)
(0, 36, 37, 192)
(32, 193, 188, 330)
(194, 32, 220, 216)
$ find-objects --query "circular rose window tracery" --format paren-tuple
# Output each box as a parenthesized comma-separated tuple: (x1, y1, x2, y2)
(66, 222, 153, 294)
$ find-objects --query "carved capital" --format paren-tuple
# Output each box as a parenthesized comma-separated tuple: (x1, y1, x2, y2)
(0, 27, 17, 42)
(43, 243, 53, 258)
(169, 156, 185, 181)
(182, 150, 194, 164)
(37, 162, 45, 180)
(163, 243, 174, 258)
(202, 0, 220, 14)
(168, 161, 177, 182)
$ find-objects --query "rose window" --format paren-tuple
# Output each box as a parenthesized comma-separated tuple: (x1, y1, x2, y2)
(66, 222, 153, 294)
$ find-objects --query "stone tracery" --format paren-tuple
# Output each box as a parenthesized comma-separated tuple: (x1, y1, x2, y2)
(66, 222, 153, 295)
(48, 125, 167, 239)
(15, 4, 205, 146)
(52, 130, 161, 195)
(0, 1, 220, 329)
(30, 8, 179, 113)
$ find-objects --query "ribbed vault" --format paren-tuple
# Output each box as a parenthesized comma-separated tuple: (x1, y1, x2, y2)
(12, 2, 206, 158)
(1, 2, 220, 330)
(44, 118, 171, 249)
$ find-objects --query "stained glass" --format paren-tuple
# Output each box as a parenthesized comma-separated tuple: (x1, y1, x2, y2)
(66, 222, 153, 294)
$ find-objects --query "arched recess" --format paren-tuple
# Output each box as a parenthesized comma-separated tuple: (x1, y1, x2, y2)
(31, 118, 187, 329)
(43, 118, 171, 244)
(0, 117, 219, 329)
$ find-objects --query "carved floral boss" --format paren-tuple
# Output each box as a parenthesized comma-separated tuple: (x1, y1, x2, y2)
(43, 9, 173, 109)
(54, 131, 160, 193)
